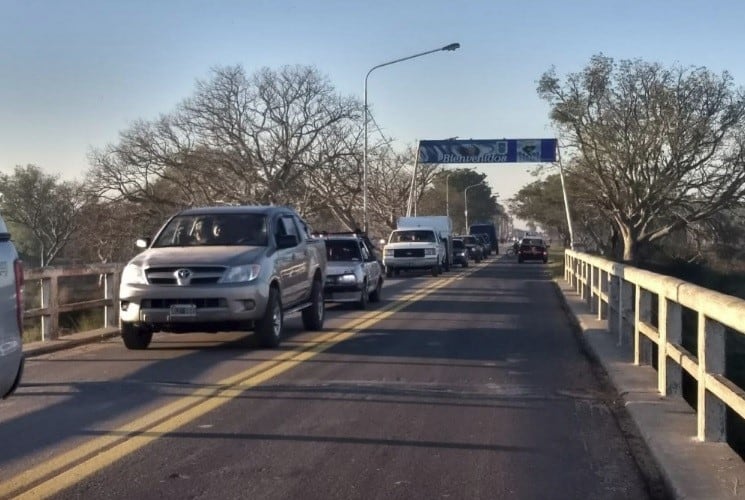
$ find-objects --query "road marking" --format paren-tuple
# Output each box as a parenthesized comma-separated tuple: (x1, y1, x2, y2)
(2, 271, 471, 499)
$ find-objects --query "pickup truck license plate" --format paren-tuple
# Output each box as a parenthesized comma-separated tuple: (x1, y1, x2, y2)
(169, 304, 197, 317)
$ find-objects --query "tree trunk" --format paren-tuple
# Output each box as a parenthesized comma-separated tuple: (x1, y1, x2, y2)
(616, 220, 639, 264)
(622, 236, 636, 263)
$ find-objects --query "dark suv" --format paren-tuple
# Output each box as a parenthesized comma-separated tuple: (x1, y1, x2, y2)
(451, 238, 468, 268)
(474, 234, 491, 257)
(517, 237, 548, 263)
(458, 235, 483, 263)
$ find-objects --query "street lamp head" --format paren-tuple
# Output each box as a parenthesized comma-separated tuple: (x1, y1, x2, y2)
(442, 43, 460, 51)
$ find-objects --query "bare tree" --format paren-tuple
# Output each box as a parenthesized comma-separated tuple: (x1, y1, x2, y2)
(87, 65, 360, 211)
(0, 165, 86, 265)
(538, 54, 745, 262)
(67, 200, 168, 264)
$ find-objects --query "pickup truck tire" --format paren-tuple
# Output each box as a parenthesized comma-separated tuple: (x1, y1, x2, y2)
(121, 323, 153, 350)
(301, 278, 324, 330)
(356, 280, 368, 310)
(256, 287, 283, 348)
(370, 278, 383, 302)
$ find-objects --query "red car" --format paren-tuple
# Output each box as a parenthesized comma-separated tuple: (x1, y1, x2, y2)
(517, 237, 548, 263)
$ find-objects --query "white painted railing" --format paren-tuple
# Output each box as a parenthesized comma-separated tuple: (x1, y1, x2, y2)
(565, 250, 745, 443)
(24, 264, 124, 341)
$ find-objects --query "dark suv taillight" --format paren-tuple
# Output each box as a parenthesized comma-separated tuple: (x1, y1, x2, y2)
(13, 259, 24, 333)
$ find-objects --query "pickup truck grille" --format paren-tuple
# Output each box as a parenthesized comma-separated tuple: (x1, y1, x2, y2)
(145, 266, 226, 285)
(141, 298, 226, 309)
(393, 248, 425, 258)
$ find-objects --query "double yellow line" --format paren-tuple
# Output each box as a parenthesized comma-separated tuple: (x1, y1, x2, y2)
(2, 270, 471, 499)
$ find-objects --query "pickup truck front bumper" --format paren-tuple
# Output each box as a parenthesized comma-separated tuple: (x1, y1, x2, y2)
(383, 256, 438, 270)
(119, 281, 271, 329)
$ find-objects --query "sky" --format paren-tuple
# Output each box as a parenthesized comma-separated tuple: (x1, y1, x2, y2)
(2, 0, 745, 222)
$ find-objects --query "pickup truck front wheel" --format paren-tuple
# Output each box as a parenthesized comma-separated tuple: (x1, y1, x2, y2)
(121, 323, 153, 350)
(302, 278, 324, 330)
(256, 287, 283, 348)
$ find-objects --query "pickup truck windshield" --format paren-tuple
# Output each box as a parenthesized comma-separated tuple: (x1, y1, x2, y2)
(153, 213, 269, 247)
(392, 230, 436, 243)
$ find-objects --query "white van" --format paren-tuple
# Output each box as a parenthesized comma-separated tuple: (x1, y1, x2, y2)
(0, 212, 24, 398)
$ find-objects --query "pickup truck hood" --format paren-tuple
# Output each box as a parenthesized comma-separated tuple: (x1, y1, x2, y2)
(327, 261, 362, 276)
(130, 246, 266, 268)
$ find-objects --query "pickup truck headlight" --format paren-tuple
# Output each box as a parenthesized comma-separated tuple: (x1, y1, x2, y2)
(384, 248, 393, 257)
(424, 248, 436, 256)
(220, 264, 261, 283)
(121, 264, 147, 285)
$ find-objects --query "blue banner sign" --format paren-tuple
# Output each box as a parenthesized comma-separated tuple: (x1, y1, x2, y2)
(418, 138, 557, 164)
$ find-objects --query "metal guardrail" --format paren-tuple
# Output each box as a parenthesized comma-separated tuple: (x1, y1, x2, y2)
(564, 250, 745, 443)
(24, 263, 124, 341)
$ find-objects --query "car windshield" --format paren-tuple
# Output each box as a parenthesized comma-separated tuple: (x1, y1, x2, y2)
(152, 213, 268, 247)
(326, 239, 362, 261)
(452, 239, 464, 249)
(521, 238, 544, 247)
(392, 230, 436, 243)
(462, 236, 477, 244)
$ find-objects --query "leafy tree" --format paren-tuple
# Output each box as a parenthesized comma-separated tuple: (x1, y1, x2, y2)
(510, 172, 616, 252)
(418, 169, 498, 233)
(538, 54, 745, 263)
(0, 165, 86, 266)
(510, 174, 570, 244)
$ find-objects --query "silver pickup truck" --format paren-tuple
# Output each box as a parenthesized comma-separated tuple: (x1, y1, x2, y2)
(0, 213, 24, 399)
(119, 206, 326, 349)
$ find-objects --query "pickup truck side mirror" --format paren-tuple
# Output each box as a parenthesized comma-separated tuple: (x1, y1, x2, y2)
(276, 234, 298, 249)
(136, 238, 151, 249)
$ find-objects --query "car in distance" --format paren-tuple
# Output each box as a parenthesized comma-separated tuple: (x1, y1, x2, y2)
(451, 238, 468, 268)
(469, 222, 499, 254)
(458, 235, 483, 263)
(0, 212, 24, 399)
(119, 206, 327, 350)
(316, 231, 384, 309)
(518, 237, 549, 263)
(473, 233, 491, 257)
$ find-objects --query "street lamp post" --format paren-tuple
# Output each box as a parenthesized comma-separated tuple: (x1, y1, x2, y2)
(363, 42, 460, 233)
(464, 181, 485, 231)
(445, 173, 451, 218)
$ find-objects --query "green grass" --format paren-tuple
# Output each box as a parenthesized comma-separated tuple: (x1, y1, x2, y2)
(547, 246, 566, 280)
(21, 309, 105, 343)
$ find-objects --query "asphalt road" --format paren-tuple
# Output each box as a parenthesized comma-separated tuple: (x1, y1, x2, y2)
(0, 255, 653, 500)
